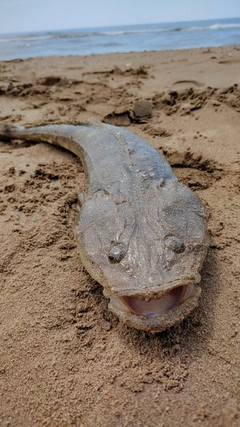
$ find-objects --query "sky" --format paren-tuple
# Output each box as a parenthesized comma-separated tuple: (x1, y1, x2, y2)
(0, 0, 239, 34)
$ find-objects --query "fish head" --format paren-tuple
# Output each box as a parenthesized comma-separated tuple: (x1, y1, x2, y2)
(76, 180, 209, 332)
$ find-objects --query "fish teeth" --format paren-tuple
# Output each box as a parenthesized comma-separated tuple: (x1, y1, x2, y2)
(181, 283, 196, 302)
(109, 296, 129, 312)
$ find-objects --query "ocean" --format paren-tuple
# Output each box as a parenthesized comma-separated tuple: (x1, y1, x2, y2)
(0, 17, 240, 61)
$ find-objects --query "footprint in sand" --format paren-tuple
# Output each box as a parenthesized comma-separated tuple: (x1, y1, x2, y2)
(171, 80, 205, 91)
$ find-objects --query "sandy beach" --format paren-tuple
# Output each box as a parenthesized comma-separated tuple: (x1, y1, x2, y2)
(0, 45, 240, 426)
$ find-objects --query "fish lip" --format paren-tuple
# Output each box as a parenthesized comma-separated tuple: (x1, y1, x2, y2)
(106, 275, 201, 299)
(108, 283, 201, 332)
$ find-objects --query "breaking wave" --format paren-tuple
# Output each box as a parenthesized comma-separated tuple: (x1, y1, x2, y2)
(1, 21, 240, 44)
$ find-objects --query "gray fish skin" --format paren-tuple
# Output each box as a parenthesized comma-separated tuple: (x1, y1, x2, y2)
(0, 121, 209, 332)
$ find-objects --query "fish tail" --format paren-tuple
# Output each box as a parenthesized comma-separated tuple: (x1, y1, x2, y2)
(0, 124, 26, 140)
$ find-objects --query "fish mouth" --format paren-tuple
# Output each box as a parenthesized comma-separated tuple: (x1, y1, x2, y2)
(109, 283, 197, 323)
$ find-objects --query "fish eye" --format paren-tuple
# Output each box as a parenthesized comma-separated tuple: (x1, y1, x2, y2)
(164, 236, 185, 254)
(108, 244, 126, 263)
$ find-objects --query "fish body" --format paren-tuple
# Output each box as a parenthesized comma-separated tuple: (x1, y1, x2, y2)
(0, 121, 209, 332)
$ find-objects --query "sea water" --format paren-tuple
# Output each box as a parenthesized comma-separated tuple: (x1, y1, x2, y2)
(0, 17, 239, 61)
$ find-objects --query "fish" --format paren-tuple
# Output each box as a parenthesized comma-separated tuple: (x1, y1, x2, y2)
(0, 121, 209, 332)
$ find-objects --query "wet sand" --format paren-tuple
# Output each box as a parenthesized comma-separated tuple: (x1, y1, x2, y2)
(0, 46, 240, 426)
